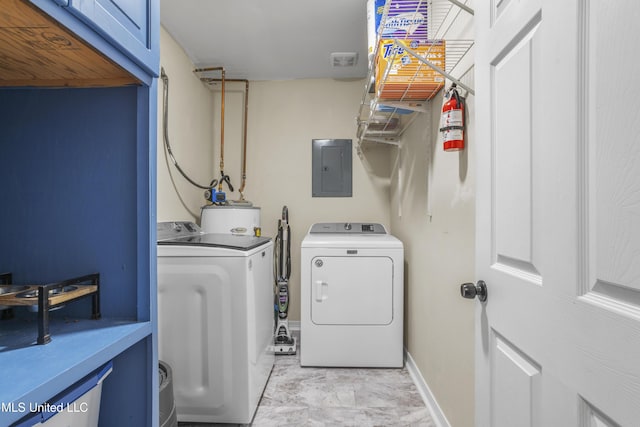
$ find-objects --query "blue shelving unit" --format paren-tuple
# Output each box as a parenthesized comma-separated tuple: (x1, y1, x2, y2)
(0, 0, 159, 425)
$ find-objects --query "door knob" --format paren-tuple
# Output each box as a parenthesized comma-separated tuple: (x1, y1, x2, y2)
(460, 280, 487, 302)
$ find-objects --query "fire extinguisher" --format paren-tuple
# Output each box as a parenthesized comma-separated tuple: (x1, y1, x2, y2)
(440, 83, 465, 151)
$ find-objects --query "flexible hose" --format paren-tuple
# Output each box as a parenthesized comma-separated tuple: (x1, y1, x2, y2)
(274, 207, 291, 282)
(283, 207, 291, 280)
(219, 171, 234, 192)
(285, 224, 291, 280)
(274, 220, 282, 282)
(161, 67, 218, 190)
(273, 225, 291, 281)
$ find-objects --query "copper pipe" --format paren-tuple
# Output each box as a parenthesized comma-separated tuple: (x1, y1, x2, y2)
(201, 78, 250, 200)
(201, 78, 247, 83)
(219, 69, 225, 191)
(193, 67, 226, 192)
(239, 80, 249, 199)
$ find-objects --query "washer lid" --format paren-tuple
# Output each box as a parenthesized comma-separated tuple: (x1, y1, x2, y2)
(158, 233, 271, 251)
(309, 222, 386, 234)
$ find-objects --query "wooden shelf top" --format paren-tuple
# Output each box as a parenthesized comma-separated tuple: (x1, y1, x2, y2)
(0, 0, 140, 87)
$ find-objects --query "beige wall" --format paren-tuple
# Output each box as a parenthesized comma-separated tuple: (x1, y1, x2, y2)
(389, 92, 475, 427)
(239, 79, 391, 320)
(388, 6, 476, 425)
(157, 27, 214, 222)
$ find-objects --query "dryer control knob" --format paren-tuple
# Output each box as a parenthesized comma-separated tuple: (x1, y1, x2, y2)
(344, 223, 352, 230)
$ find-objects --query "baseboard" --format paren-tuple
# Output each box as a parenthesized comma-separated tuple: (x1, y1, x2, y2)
(404, 349, 452, 427)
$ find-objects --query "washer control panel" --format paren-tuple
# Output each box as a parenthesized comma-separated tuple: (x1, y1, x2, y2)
(157, 221, 203, 241)
(309, 222, 386, 234)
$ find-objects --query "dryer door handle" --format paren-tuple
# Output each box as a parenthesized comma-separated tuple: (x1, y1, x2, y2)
(315, 280, 328, 302)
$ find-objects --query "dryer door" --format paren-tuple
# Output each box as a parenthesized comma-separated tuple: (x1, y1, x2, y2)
(310, 256, 393, 325)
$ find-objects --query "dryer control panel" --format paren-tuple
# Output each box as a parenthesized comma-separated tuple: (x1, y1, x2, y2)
(309, 222, 386, 234)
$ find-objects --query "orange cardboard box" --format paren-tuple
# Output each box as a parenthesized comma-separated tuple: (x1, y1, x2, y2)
(375, 39, 446, 100)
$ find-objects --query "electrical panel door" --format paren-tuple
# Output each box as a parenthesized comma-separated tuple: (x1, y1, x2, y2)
(311, 139, 352, 197)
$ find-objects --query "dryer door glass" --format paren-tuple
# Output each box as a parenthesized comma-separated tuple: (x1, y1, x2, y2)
(310, 256, 393, 325)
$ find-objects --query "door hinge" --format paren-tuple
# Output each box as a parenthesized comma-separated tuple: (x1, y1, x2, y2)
(52, 0, 70, 7)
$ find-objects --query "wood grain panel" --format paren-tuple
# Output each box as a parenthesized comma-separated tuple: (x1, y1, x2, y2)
(0, 285, 97, 306)
(0, 0, 139, 87)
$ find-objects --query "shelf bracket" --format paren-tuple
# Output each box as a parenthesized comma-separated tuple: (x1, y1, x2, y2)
(361, 137, 402, 146)
(447, 0, 474, 16)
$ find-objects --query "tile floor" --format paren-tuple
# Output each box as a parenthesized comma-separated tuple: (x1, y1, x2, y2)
(179, 333, 435, 426)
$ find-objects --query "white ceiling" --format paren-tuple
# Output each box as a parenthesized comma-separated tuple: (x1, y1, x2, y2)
(160, 0, 370, 81)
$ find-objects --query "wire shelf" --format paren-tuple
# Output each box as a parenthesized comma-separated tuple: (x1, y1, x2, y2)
(357, 0, 473, 148)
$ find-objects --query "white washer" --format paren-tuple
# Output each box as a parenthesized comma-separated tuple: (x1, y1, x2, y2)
(157, 222, 274, 424)
(301, 222, 404, 367)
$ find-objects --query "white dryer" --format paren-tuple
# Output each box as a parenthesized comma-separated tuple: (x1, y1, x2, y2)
(157, 222, 274, 424)
(301, 222, 404, 367)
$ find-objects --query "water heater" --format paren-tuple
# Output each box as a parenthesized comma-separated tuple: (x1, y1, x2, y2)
(200, 205, 261, 235)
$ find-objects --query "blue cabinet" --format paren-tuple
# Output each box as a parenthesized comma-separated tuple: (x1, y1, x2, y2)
(63, 0, 159, 75)
(33, 0, 159, 76)
(0, 1, 158, 426)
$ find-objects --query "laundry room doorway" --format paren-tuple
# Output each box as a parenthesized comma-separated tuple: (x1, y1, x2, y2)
(473, 0, 640, 425)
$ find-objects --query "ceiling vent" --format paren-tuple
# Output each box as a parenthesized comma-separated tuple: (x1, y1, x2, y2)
(330, 52, 358, 67)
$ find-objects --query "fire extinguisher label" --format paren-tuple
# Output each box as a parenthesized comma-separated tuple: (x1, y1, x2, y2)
(441, 110, 463, 128)
(442, 129, 464, 142)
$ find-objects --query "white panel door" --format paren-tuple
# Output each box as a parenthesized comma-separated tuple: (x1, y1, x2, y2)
(474, 0, 640, 426)
(310, 256, 393, 325)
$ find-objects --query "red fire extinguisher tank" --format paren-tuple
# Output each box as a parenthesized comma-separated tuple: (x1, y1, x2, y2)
(440, 84, 465, 151)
